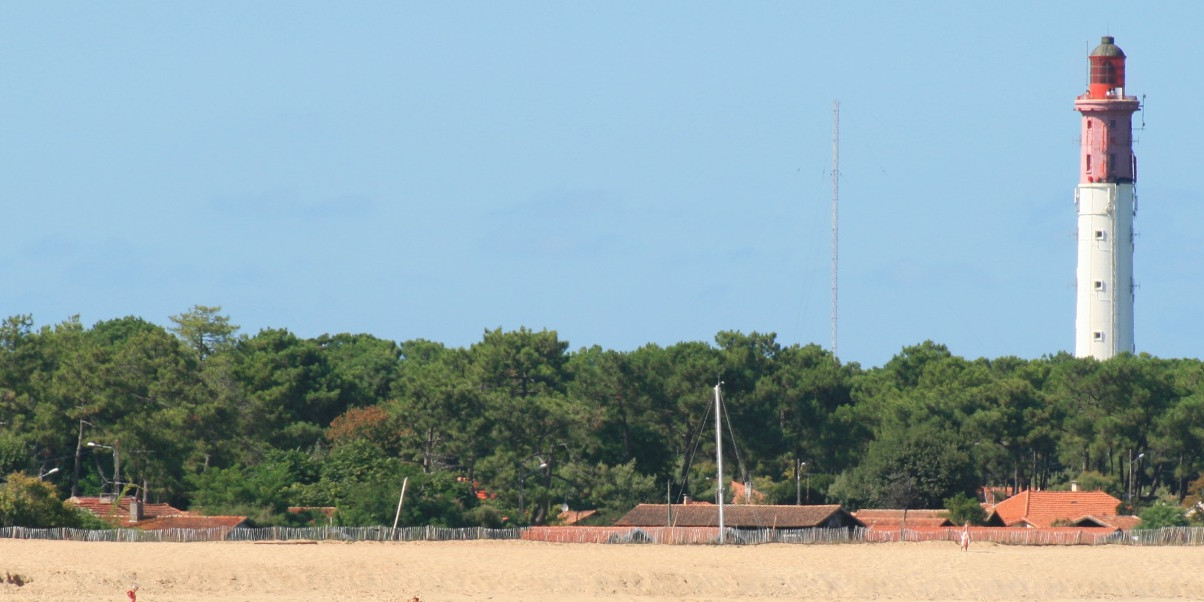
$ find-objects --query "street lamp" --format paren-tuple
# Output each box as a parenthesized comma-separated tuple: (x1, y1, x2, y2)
(517, 457, 550, 522)
(88, 440, 121, 496)
(38, 467, 59, 480)
(795, 461, 807, 505)
(1127, 450, 1145, 503)
(72, 418, 94, 498)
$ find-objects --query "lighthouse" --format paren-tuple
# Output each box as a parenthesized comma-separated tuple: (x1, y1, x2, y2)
(1074, 36, 1140, 359)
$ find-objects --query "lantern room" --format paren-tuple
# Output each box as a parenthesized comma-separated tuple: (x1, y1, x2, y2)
(1087, 36, 1127, 99)
(1075, 36, 1140, 184)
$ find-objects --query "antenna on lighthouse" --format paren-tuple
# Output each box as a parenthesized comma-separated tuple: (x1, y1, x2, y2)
(830, 100, 840, 362)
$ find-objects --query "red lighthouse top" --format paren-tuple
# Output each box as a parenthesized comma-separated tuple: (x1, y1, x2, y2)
(1087, 36, 1127, 99)
(1075, 36, 1139, 184)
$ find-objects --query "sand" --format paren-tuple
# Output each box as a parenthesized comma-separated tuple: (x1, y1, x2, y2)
(0, 539, 1200, 601)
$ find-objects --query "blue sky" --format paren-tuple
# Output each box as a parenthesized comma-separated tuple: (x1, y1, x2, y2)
(2, 3, 1200, 367)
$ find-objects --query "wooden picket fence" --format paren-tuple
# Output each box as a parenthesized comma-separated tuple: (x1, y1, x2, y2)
(0, 525, 519, 543)
(2, 524, 1203, 546)
(862, 526, 1118, 546)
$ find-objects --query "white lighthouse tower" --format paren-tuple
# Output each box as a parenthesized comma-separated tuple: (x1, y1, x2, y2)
(1074, 36, 1141, 359)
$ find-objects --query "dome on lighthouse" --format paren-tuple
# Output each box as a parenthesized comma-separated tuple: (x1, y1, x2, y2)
(1090, 36, 1125, 58)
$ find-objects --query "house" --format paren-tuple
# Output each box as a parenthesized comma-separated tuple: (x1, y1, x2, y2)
(69, 496, 249, 532)
(853, 509, 953, 528)
(728, 481, 766, 505)
(984, 489, 1140, 530)
(614, 504, 863, 529)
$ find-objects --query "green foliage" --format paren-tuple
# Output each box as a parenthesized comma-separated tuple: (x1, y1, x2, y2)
(1135, 501, 1189, 529)
(320, 440, 397, 484)
(396, 471, 479, 527)
(830, 422, 976, 509)
(391, 341, 484, 474)
(576, 460, 658, 524)
(943, 492, 986, 525)
(317, 333, 400, 408)
(1060, 471, 1122, 498)
(336, 471, 477, 527)
(0, 434, 31, 476)
(169, 305, 239, 359)
(8, 309, 1204, 530)
(758, 476, 796, 505)
(188, 449, 320, 518)
(0, 472, 90, 528)
(229, 328, 341, 453)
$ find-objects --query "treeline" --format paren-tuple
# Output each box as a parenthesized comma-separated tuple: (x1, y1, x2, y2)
(1, 306, 1203, 528)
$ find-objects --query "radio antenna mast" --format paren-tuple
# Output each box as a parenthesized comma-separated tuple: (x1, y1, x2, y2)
(830, 100, 840, 361)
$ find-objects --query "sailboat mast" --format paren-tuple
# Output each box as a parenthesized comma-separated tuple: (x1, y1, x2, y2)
(714, 381, 725, 543)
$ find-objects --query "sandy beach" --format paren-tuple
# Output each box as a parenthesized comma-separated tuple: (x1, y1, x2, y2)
(0, 539, 1200, 601)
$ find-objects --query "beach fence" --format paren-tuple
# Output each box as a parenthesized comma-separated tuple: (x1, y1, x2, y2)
(4, 525, 1204, 546)
(517, 526, 856, 544)
(1115, 526, 1204, 546)
(0, 525, 519, 543)
(861, 526, 1118, 546)
(220, 525, 521, 543)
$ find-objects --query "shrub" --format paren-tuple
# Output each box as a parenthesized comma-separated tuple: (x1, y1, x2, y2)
(943, 492, 986, 526)
(0, 472, 89, 528)
(1135, 501, 1189, 529)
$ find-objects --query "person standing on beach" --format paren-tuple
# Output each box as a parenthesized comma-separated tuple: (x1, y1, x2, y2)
(959, 522, 971, 552)
(126, 583, 138, 601)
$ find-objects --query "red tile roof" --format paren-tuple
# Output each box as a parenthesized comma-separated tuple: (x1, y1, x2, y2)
(614, 504, 863, 529)
(69, 496, 186, 527)
(1102, 515, 1142, 530)
(988, 489, 1137, 529)
(68, 496, 248, 531)
(853, 509, 953, 528)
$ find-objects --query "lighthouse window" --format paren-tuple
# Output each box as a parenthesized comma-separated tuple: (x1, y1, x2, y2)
(1093, 331, 1106, 342)
(1094, 230, 1107, 241)
(1086, 155, 1092, 171)
(1092, 60, 1117, 85)
(1094, 281, 1106, 291)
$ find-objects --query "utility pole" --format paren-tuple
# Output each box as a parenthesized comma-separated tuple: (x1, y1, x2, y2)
(114, 439, 121, 495)
(71, 419, 87, 498)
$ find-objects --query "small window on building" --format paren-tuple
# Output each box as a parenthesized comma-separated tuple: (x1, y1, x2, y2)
(1086, 154, 1092, 171)
(1094, 281, 1106, 291)
(1087, 120, 1093, 129)
(1093, 331, 1106, 342)
(1094, 230, 1107, 240)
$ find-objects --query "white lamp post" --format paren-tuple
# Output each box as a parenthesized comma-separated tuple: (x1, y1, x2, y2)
(1127, 451, 1145, 503)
